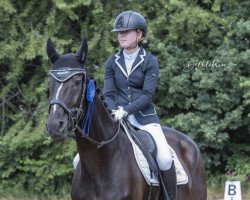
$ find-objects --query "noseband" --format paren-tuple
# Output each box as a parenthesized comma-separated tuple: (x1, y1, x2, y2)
(49, 68, 87, 131)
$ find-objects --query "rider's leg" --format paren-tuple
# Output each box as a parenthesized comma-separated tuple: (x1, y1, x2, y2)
(138, 123, 176, 200)
(128, 115, 177, 200)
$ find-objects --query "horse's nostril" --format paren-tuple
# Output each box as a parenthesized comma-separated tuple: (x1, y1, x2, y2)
(59, 121, 65, 132)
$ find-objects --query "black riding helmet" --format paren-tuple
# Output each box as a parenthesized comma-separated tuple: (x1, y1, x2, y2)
(112, 11, 147, 36)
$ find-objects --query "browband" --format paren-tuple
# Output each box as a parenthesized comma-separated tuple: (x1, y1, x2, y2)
(50, 68, 86, 82)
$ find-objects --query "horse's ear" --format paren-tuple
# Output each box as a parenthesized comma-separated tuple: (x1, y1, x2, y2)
(46, 38, 59, 64)
(75, 37, 88, 65)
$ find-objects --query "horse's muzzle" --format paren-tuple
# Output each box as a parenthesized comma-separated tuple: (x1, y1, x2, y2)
(45, 121, 67, 142)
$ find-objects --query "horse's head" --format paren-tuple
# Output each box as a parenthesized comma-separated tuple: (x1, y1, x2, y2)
(45, 37, 88, 142)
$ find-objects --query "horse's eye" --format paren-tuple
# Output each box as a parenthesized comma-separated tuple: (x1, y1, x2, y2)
(48, 82, 51, 91)
(47, 88, 50, 98)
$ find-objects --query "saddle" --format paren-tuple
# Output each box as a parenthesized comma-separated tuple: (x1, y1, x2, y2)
(123, 119, 173, 199)
(123, 119, 159, 177)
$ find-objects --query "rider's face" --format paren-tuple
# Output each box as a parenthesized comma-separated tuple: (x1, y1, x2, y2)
(118, 30, 139, 49)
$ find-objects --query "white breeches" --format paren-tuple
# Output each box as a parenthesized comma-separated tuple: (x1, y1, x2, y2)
(128, 115, 173, 171)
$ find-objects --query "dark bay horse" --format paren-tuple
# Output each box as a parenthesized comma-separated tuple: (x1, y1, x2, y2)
(45, 37, 207, 200)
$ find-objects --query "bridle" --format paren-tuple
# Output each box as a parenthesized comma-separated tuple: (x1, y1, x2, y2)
(49, 67, 87, 131)
(48, 67, 121, 148)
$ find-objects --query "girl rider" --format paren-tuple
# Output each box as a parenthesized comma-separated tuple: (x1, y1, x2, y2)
(103, 11, 177, 200)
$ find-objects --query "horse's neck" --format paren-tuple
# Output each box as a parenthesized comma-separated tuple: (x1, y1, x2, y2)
(90, 95, 117, 141)
(76, 94, 123, 167)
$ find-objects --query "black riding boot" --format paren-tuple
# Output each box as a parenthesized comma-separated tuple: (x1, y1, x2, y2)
(160, 161, 177, 200)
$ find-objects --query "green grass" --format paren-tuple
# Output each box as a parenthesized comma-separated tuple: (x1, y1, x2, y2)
(0, 181, 249, 200)
(0, 186, 71, 200)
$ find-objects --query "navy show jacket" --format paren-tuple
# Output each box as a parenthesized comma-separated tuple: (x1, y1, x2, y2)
(103, 47, 160, 125)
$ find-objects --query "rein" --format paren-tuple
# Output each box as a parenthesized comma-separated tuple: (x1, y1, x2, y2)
(49, 67, 121, 148)
(78, 121, 121, 149)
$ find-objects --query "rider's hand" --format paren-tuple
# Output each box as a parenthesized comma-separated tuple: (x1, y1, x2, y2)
(112, 107, 128, 121)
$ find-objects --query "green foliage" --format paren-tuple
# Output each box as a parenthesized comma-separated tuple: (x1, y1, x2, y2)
(225, 145, 250, 181)
(0, 0, 249, 195)
(0, 100, 76, 194)
(240, 76, 250, 111)
(151, 0, 250, 176)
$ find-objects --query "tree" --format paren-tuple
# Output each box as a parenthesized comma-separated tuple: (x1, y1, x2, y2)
(0, 0, 249, 194)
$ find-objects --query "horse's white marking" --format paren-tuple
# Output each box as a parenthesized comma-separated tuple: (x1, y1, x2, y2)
(73, 153, 80, 169)
(53, 83, 63, 113)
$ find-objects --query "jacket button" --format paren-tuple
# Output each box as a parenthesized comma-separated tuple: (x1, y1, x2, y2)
(128, 87, 130, 89)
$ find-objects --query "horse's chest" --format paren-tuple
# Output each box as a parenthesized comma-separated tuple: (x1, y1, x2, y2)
(71, 169, 132, 200)
(72, 186, 131, 200)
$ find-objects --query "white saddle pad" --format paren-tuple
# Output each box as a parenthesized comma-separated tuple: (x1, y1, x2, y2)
(121, 121, 188, 186)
